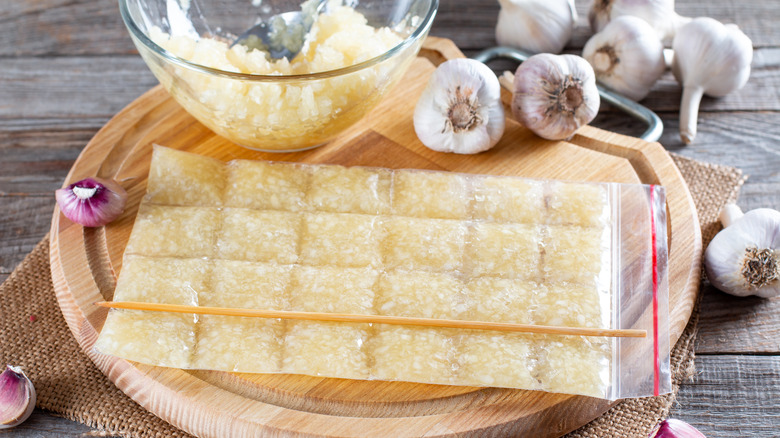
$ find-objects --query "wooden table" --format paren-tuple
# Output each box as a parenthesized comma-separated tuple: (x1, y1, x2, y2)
(1, 0, 777, 436)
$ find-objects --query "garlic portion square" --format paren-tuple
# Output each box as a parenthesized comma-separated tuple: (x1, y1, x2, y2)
(145, 145, 227, 207)
(288, 266, 378, 314)
(95, 310, 196, 369)
(206, 260, 291, 310)
(534, 282, 605, 329)
(306, 165, 392, 215)
(465, 223, 542, 279)
(369, 326, 456, 384)
(282, 321, 370, 380)
(193, 315, 283, 373)
(456, 332, 537, 389)
(534, 335, 611, 399)
(299, 212, 383, 268)
(125, 204, 220, 258)
(217, 208, 301, 264)
(392, 170, 469, 220)
(472, 176, 545, 224)
(224, 159, 310, 211)
(542, 225, 608, 286)
(464, 277, 537, 324)
(376, 270, 465, 319)
(546, 182, 608, 227)
(113, 255, 210, 306)
(381, 217, 466, 272)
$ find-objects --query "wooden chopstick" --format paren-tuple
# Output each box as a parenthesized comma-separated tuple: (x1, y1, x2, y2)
(95, 301, 646, 338)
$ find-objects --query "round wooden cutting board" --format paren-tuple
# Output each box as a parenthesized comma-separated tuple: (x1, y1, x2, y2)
(49, 38, 702, 437)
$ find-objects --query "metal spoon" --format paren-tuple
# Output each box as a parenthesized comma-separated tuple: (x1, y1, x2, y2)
(231, 0, 327, 61)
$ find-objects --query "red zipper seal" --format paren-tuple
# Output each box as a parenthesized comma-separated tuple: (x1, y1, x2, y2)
(650, 185, 660, 396)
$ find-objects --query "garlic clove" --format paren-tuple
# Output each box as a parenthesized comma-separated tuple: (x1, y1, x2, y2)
(588, 0, 690, 45)
(704, 204, 780, 298)
(511, 53, 600, 141)
(0, 365, 36, 429)
(414, 58, 505, 154)
(672, 17, 753, 144)
(582, 15, 665, 102)
(649, 419, 706, 438)
(496, 0, 577, 55)
(55, 177, 128, 227)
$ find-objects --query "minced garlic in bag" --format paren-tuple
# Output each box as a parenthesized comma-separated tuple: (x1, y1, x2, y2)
(95, 145, 670, 400)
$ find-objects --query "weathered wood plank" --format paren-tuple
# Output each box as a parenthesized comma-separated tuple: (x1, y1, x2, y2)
(640, 48, 780, 112)
(0, 0, 777, 435)
(0, 196, 54, 275)
(0, 409, 107, 437)
(0, 0, 134, 57)
(671, 0, 779, 48)
(660, 112, 780, 178)
(0, 146, 81, 195)
(0, 57, 157, 120)
(569, 0, 780, 49)
(3, 109, 780, 176)
(670, 355, 780, 438)
(2, 112, 779, 202)
(736, 182, 780, 212)
(591, 111, 780, 179)
(3, 357, 776, 437)
(0, 52, 778, 125)
(696, 283, 780, 354)
(0, 118, 109, 134)
(439, 0, 779, 51)
(1, 0, 777, 58)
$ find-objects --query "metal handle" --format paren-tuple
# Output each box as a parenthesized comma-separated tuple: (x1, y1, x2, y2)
(472, 46, 663, 143)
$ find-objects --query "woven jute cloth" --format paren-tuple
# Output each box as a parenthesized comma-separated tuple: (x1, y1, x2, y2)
(0, 153, 744, 438)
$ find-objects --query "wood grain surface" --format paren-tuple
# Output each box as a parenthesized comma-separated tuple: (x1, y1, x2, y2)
(1, 0, 779, 436)
(46, 38, 700, 437)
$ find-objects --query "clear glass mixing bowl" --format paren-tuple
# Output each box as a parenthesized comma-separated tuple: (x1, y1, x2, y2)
(119, 0, 438, 152)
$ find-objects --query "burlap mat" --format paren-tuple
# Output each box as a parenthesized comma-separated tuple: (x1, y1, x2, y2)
(0, 153, 744, 438)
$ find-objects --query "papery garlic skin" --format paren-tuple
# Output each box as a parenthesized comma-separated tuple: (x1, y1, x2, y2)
(0, 365, 36, 429)
(55, 177, 128, 227)
(582, 15, 665, 101)
(511, 53, 600, 141)
(414, 58, 505, 154)
(704, 205, 780, 298)
(649, 419, 706, 438)
(588, 0, 690, 45)
(496, 0, 577, 55)
(672, 17, 752, 144)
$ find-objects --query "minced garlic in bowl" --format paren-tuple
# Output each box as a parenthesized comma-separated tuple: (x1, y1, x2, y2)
(120, 0, 437, 151)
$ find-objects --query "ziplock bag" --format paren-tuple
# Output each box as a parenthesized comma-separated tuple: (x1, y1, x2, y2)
(95, 145, 670, 400)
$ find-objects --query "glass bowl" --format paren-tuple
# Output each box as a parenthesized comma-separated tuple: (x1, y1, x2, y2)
(119, 0, 438, 152)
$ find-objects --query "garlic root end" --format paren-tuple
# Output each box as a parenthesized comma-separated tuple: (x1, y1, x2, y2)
(590, 50, 614, 74)
(719, 204, 744, 228)
(679, 86, 704, 144)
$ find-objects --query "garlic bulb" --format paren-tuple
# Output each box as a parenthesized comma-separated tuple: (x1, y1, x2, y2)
(704, 204, 780, 298)
(55, 177, 128, 227)
(588, 0, 690, 45)
(672, 17, 753, 144)
(414, 58, 505, 154)
(511, 53, 600, 141)
(0, 365, 36, 429)
(582, 16, 665, 101)
(649, 419, 706, 438)
(495, 0, 577, 54)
